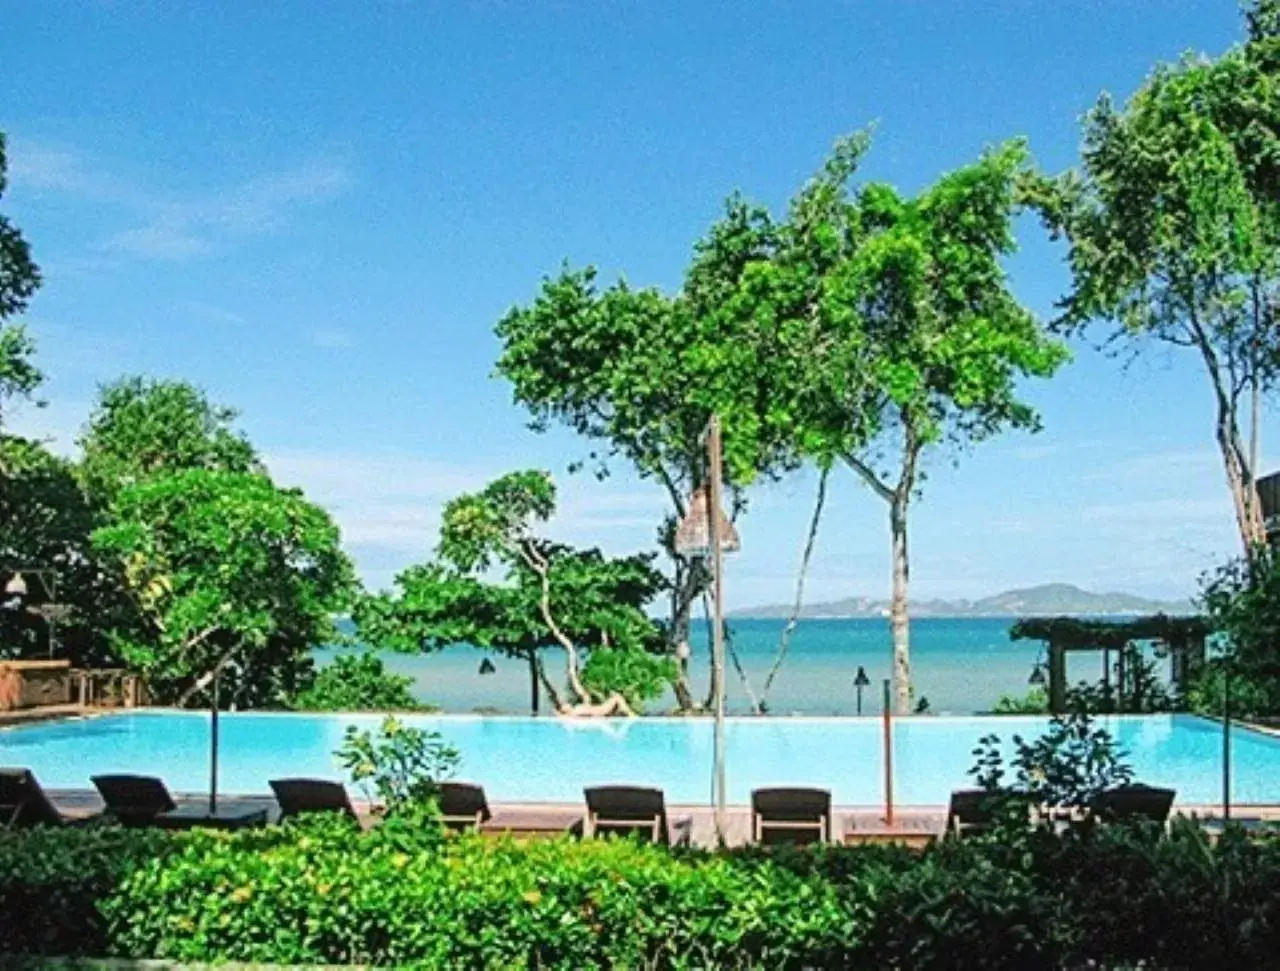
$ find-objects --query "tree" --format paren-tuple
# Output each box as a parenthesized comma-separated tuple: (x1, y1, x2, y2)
(357, 470, 674, 716)
(91, 469, 356, 708)
(1032, 4, 1280, 552)
(78, 376, 261, 505)
(292, 651, 428, 713)
(0, 131, 42, 430)
(495, 218, 815, 710)
(713, 136, 1067, 712)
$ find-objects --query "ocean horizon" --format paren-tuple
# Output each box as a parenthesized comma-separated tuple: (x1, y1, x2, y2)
(323, 617, 1174, 716)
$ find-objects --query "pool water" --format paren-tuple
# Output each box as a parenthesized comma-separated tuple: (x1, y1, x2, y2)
(1, 711, 1271, 806)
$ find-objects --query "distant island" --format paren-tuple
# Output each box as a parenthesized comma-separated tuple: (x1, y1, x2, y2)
(729, 583, 1195, 619)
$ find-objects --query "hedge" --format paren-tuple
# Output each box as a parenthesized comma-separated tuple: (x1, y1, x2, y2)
(4, 815, 1280, 969)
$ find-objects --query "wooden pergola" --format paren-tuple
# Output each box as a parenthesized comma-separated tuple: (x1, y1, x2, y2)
(1009, 615, 1210, 714)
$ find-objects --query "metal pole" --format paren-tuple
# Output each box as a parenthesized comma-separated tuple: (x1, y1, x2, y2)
(709, 415, 728, 845)
(856, 684, 864, 716)
(1223, 658, 1232, 822)
(48, 571, 57, 660)
(882, 678, 894, 826)
(210, 670, 220, 815)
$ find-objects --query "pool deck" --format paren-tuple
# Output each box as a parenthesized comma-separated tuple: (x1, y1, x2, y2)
(41, 789, 1280, 849)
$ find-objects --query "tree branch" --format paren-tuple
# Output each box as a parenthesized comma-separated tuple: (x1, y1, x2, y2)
(841, 451, 894, 503)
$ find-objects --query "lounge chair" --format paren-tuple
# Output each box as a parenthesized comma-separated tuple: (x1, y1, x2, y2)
(752, 787, 832, 845)
(1096, 783, 1176, 825)
(438, 782, 491, 831)
(1, 767, 95, 829)
(269, 778, 358, 821)
(91, 774, 177, 825)
(584, 785, 687, 845)
(945, 788, 1007, 838)
(95, 773, 267, 829)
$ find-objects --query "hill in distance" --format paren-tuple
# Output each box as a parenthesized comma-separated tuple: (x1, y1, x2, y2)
(730, 583, 1194, 619)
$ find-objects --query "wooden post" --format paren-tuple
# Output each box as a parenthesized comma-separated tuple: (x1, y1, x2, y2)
(1223, 657, 1232, 821)
(709, 415, 728, 845)
(882, 679, 894, 826)
(528, 653, 540, 716)
(1048, 641, 1067, 714)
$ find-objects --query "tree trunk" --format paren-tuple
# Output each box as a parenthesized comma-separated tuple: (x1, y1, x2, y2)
(761, 467, 829, 710)
(889, 493, 911, 714)
(535, 655, 564, 712)
(669, 561, 701, 711)
(527, 652, 540, 715)
(175, 642, 238, 709)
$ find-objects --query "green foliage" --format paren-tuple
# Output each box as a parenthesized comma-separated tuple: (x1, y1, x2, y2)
(580, 646, 677, 710)
(358, 470, 673, 713)
(1185, 659, 1275, 719)
(0, 132, 42, 427)
(1198, 548, 1280, 715)
(78, 376, 261, 505)
(292, 651, 428, 712)
(990, 685, 1049, 714)
(336, 715, 460, 814)
(0, 824, 171, 956)
(9, 817, 1280, 968)
(971, 710, 1134, 818)
(1033, 8, 1280, 549)
(91, 468, 356, 707)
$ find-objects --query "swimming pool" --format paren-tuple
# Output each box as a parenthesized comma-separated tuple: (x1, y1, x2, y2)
(1, 711, 1272, 806)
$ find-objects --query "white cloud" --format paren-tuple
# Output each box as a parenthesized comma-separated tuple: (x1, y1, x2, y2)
(8, 137, 349, 263)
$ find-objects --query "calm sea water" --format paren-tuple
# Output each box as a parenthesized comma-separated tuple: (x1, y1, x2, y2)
(326, 617, 1159, 716)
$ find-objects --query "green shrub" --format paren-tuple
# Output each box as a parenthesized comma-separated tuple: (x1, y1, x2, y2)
(989, 685, 1049, 714)
(293, 650, 430, 712)
(580, 646, 677, 711)
(9, 814, 1280, 967)
(0, 824, 173, 956)
(336, 714, 460, 814)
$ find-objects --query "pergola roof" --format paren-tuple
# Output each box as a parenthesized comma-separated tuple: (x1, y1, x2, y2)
(1009, 614, 1210, 651)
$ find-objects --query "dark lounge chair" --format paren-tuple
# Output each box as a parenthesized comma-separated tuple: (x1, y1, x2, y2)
(269, 778, 358, 821)
(1, 767, 95, 829)
(945, 788, 1006, 838)
(95, 773, 267, 829)
(584, 785, 687, 845)
(438, 782, 492, 831)
(1096, 783, 1176, 825)
(752, 787, 832, 845)
(91, 774, 177, 825)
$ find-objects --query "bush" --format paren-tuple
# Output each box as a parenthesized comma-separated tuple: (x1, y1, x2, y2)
(293, 650, 429, 712)
(7, 814, 1280, 968)
(580, 646, 677, 711)
(336, 714, 460, 814)
(989, 685, 1049, 714)
(0, 824, 172, 956)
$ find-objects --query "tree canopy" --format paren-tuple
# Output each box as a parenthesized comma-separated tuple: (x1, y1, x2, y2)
(78, 376, 261, 504)
(357, 470, 674, 715)
(1032, 4, 1280, 550)
(92, 469, 356, 708)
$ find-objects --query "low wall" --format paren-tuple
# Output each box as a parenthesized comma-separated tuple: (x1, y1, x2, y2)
(0, 660, 72, 711)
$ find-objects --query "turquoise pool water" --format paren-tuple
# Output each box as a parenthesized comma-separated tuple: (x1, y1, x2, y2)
(1, 711, 1271, 806)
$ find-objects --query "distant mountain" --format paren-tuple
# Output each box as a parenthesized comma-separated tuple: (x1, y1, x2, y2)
(730, 583, 1194, 619)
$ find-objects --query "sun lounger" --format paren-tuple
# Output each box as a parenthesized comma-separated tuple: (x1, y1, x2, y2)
(438, 781, 492, 831)
(94, 773, 266, 829)
(1, 767, 96, 828)
(584, 785, 688, 845)
(269, 778, 358, 821)
(945, 788, 1006, 838)
(1096, 783, 1176, 825)
(91, 773, 177, 824)
(751, 787, 832, 845)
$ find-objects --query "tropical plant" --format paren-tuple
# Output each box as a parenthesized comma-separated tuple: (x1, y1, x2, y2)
(358, 470, 673, 716)
(1031, 2, 1280, 551)
(0, 131, 42, 429)
(91, 469, 356, 708)
(77, 376, 261, 505)
(990, 686, 1050, 715)
(292, 651, 428, 712)
(336, 715, 460, 814)
(1194, 546, 1280, 716)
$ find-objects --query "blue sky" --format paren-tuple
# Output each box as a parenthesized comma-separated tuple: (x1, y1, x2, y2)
(1, 1, 1258, 606)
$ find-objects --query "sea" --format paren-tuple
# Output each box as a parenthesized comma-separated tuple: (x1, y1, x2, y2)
(321, 617, 1168, 716)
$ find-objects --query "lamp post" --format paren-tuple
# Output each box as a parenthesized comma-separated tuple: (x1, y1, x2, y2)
(3, 567, 60, 658)
(673, 415, 740, 844)
(853, 666, 870, 715)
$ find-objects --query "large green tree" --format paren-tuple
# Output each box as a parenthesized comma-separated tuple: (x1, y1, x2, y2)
(78, 376, 261, 505)
(495, 222, 817, 710)
(358, 470, 674, 716)
(1033, 1, 1279, 552)
(700, 136, 1067, 713)
(92, 469, 356, 708)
